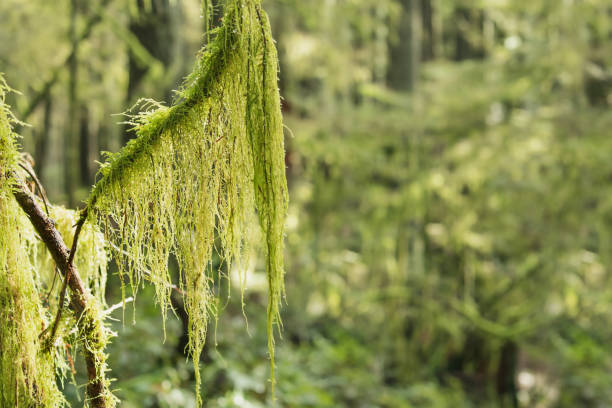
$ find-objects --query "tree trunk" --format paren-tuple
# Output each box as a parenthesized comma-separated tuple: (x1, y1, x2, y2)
(79, 106, 94, 186)
(123, 0, 174, 144)
(496, 340, 519, 408)
(65, 0, 79, 206)
(34, 95, 52, 182)
(387, 0, 421, 91)
(420, 0, 435, 61)
(453, 7, 486, 61)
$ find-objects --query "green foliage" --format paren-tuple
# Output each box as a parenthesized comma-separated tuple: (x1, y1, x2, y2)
(35, 206, 109, 305)
(259, 0, 612, 406)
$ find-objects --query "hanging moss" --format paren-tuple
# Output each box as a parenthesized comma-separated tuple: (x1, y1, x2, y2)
(0, 76, 67, 407)
(86, 0, 287, 403)
(0, 76, 19, 169)
(0, 0, 286, 404)
(1, 74, 117, 407)
(35, 206, 108, 306)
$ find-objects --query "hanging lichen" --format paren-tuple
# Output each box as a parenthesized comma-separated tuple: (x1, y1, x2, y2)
(0, 76, 67, 407)
(86, 0, 287, 403)
(35, 206, 108, 306)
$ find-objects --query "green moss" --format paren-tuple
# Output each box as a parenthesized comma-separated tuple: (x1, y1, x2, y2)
(0, 75, 19, 171)
(87, 0, 287, 403)
(77, 298, 117, 408)
(0, 75, 67, 407)
(1, 74, 116, 407)
(34, 206, 109, 306)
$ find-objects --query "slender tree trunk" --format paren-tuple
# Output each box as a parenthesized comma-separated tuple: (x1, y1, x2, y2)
(453, 7, 486, 61)
(387, 0, 421, 91)
(79, 106, 94, 186)
(385, 0, 427, 386)
(65, 0, 79, 206)
(497, 340, 519, 408)
(420, 0, 435, 61)
(123, 0, 174, 144)
(34, 95, 52, 181)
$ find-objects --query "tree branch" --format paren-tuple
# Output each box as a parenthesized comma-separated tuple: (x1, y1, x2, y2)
(69, 207, 88, 265)
(18, 159, 50, 215)
(12, 178, 112, 408)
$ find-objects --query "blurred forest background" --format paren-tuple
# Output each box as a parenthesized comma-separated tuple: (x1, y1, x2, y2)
(1, 0, 612, 406)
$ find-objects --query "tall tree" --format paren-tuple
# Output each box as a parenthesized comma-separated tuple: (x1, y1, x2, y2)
(124, 0, 175, 144)
(65, 0, 80, 207)
(387, 0, 421, 91)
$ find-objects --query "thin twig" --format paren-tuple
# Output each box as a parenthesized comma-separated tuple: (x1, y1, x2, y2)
(44, 264, 60, 306)
(45, 206, 88, 344)
(18, 161, 50, 216)
(102, 297, 134, 316)
(45, 267, 71, 346)
(68, 208, 88, 265)
(107, 241, 185, 296)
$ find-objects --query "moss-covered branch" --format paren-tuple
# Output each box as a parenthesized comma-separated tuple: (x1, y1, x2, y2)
(12, 180, 115, 408)
(84, 0, 288, 403)
(87, 6, 239, 207)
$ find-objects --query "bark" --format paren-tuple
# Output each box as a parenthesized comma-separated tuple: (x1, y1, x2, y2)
(496, 341, 518, 408)
(453, 7, 486, 61)
(420, 0, 435, 61)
